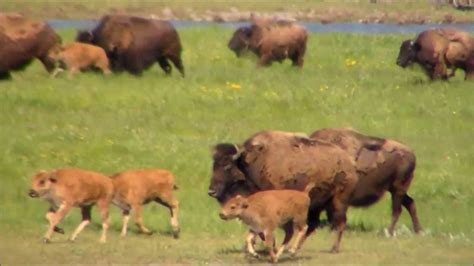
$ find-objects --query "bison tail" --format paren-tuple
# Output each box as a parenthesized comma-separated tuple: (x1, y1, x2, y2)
(173, 184, 179, 190)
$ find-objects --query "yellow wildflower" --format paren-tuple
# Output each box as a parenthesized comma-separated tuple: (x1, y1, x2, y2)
(345, 58, 357, 67)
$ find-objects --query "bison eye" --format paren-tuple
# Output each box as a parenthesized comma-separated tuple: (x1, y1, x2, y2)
(230, 205, 236, 210)
(39, 180, 45, 185)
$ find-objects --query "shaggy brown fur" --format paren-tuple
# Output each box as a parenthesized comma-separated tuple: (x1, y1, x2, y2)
(0, 13, 60, 79)
(228, 19, 308, 67)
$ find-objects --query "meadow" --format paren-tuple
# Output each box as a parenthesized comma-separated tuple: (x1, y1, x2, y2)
(0, 26, 473, 264)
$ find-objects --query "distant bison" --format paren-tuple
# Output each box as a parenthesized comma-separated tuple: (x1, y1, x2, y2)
(49, 42, 111, 77)
(397, 28, 474, 80)
(228, 19, 308, 67)
(0, 13, 60, 79)
(77, 15, 184, 76)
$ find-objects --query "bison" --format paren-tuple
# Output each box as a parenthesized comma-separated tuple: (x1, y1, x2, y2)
(228, 19, 308, 67)
(28, 168, 114, 243)
(209, 130, 359, 253)
(309, 128, 422, 236)
(49, 42, 111, 77)
(396, 28, 474, 80)
(77, 15, 184, 76)
(0, 13, 60, 79)
(220, 189, 310, 263)
(111, 169, 180, 238)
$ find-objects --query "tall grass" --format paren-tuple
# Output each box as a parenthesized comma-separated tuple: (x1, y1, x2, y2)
(0, 27, 473, 264)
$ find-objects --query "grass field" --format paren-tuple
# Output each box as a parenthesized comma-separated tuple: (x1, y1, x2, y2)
(0, 27, 473, 264)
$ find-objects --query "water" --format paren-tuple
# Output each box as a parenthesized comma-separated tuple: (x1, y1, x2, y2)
(48, 19, 474, 34)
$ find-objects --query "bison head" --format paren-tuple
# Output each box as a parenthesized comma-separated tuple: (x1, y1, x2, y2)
(208, 143, 247, 202)
(397, 40, 420, 68)
(228, 27, 252, 57)
(28, 170, 56, 198)
(219, 195, 249, 220)
(76, 30, 94, 44)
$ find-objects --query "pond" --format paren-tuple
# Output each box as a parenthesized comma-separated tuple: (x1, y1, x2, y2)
(48, 19, 474, 34)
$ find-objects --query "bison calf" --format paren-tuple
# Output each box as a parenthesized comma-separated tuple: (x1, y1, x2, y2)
(111, 169, 180, 238)
(28, 168, 114, 243)
(49, 42, 111, 77)
(220, 190, 310, 263)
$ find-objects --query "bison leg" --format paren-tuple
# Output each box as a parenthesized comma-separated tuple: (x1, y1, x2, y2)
(157, 57, 172, 75)
(96, 199, 110, 243)
(330, 199, 348, 253)
(70, 205, 92, 241)
(402, 194, 422, 234)
(387, 191, 404, 236)
(44, 202, 72, 243)
(290, 51, 304, 68)
(246, 230, 259, 258)
(45, 207, 65, 234)
(168, 55, 185, 77)
(131, 203, 152, 235)
(38, 55, 56, 73)
(257, 54, 272, 67)
(121, 210, 131, 237)
(155, 195, 180, 238)
(263, 229, 278, 263)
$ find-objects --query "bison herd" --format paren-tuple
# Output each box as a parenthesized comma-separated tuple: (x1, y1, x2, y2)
(1, 12, 473, 80)
(3, 9, 470, 263)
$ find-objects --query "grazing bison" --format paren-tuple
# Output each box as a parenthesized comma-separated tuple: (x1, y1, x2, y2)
(220, 190, 310, 263)
(309, 128, 422, 236)
(228, 20, 308, 67)
(28, 168, 114, 243)
(396, 28, 474, 80)
(209, 130, 359, 253)
(77, 15, 184, 76)
(49, 42, 111, 77)
(0, 13, 60, 79)
(111, 169, 180, 238)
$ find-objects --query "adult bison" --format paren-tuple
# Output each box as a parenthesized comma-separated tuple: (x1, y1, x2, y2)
(209, 129, 421, 242)
(228, 19, 308, 67)
(396, 28, 474, 80)
(309, 128, 422, 236)
(0, 13, 60, 79)
(209, 130, 359, 253)
(76, 15, 184, 76)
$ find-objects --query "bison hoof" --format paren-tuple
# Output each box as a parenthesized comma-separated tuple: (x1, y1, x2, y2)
(330, 246, 339, 253)
(43, 238, 51, 244)
(54, 227, 65, 234)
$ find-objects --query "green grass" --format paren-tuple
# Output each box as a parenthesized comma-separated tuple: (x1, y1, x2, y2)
(0, 27, 473, 264)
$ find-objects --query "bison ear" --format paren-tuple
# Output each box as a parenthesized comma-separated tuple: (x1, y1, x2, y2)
(49, 177, 57, 183)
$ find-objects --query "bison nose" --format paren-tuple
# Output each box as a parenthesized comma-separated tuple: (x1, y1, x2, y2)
(208, 189, 217, 197)
(28, 189, 39, 198)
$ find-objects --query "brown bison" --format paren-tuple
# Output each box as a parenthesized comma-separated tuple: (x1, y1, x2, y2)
(0, 13, 60, 79)
(28, 168, 114, 243)
(309, 128, 422, 236)
(209, 129, 422, 244)
(228, 19, 308, 67)
(111, 169, 180, 238)
(396, 28, 474, 80)
(49, 42, 111, 77)
(220, 190, 310, 263)
(77, 15, 184, 76)
(209, 130, 359, 253)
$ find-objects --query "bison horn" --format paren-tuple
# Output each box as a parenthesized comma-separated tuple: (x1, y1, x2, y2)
(232, 144, 243, 160)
